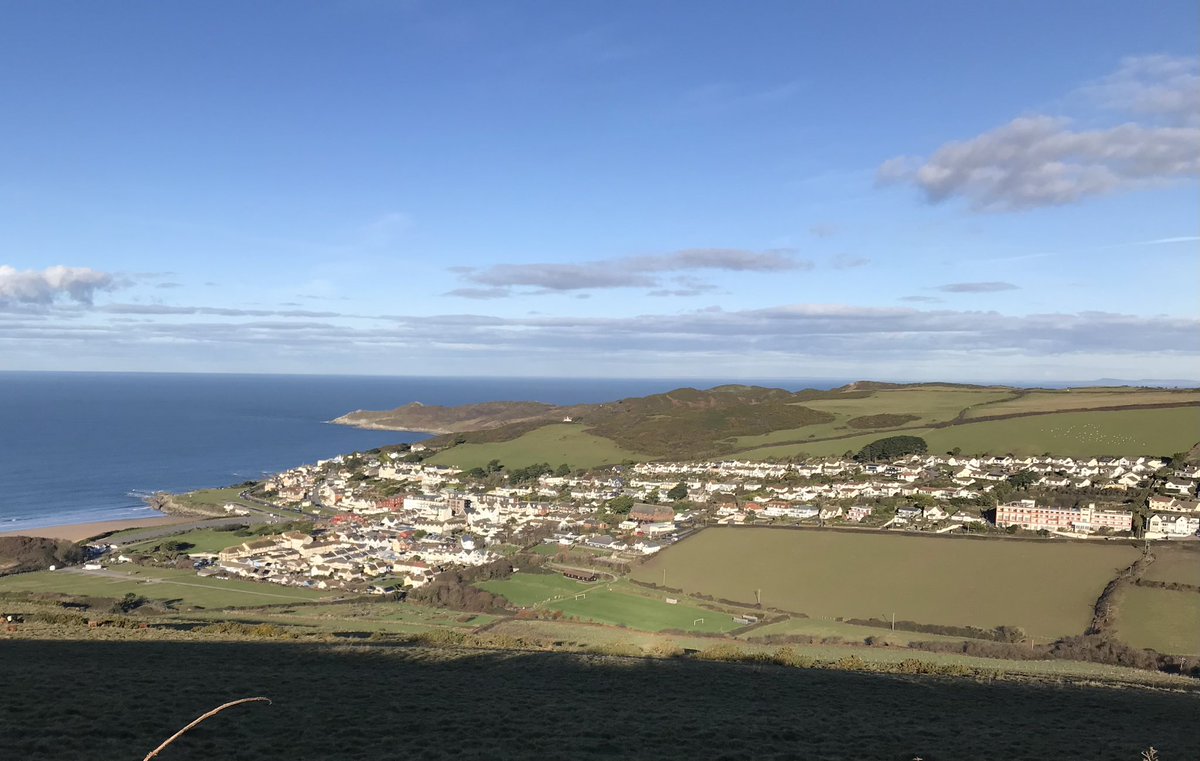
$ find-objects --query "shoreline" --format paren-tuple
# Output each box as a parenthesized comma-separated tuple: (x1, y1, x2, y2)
(0, 513, 199, 543)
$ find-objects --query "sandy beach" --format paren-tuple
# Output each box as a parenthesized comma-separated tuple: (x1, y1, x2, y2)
(0, 515, 197, 543)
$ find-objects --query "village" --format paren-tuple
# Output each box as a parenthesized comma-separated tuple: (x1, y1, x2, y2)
(146, 448, 1200, 595)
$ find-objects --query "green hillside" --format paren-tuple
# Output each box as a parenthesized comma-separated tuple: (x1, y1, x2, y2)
(354, 383, 1200, 469)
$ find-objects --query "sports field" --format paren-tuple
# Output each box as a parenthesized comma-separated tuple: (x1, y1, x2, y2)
(632, 528, 1141, 639)
(427, 424, 644, 469)
(0, 565, 332, 608)
(478, 573, 739, 633)
(1115, 586, 1200, 656)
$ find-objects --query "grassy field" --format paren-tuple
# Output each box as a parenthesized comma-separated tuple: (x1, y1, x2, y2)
(1143, 546, 1200, 586)
(731, 387, 1013, 449)
(962, 388, 1200, 418)
(737, 428, 937, 459)
(1, 639, 1196, 761)
(478, 573, 739, 633)
(123, 528, 248, 555)
(632, 528, 1141, 640)
(0, 565, 332, 608)
(738, 406, 1200, 459)
(1115, 586, 1200, 656)
(428, 424, 644, 469)
(922, 407, 1200, 457)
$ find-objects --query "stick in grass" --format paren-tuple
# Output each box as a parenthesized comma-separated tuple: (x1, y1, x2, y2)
(142, 696, 272, 760)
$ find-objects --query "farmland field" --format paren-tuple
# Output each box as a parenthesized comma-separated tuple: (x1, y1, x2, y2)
(737, 428, 937, 459)
(732, 387, 1013, 449)
(632, 528, 1140, 639)
(1143, 546, 1200, 586)
(736, 406, 1200, 459)
(0, 565, 332, 607)
(479, 573, 739, 633)
(427, 424, 644, 469)
(961, 389, 1200, 418)
(1115, 586, 1200, 656)
(1, 639, 1197, 761)
(921, 407, 1200, 457)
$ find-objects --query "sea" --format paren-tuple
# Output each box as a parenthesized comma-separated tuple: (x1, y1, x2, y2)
(0, 371, 850, 533)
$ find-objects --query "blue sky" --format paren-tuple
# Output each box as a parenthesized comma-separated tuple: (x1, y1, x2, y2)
(1, 0, 1197, 381)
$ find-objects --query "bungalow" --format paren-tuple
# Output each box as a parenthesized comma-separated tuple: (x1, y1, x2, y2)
(895, 505, 923, 522)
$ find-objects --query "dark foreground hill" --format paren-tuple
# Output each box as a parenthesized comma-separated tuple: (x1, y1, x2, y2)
(0, 639, 1196, 761)
(0, 536, 83, 576)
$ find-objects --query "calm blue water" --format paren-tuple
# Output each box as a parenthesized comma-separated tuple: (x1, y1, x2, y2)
(0, 372, 847, 531)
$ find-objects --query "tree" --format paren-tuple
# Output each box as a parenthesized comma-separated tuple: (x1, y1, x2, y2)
(667, 481, 689, 501)
(1007, 471, 1037, 490)
(606, 495, 634, 515)
(555, 463, 571, 477)
(854, 435, 928, 462)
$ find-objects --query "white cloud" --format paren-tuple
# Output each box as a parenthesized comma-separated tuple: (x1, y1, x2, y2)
(1081, 54, 1200, 124)
(879, 56, 1200, 211)
(0, 265, 116, 306)
(452, 248, 811, 294)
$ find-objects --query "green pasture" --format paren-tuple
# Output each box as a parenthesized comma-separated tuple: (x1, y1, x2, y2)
(962, 389, 1200, 419)
(733, 388, 1013, 450)
(479, 573, 738, 633)
(123, 528, 247, 555)
(428, 424, 644, 470)
(1115, 586, 1200, 656)
(0, 565, 332, 608)
(922, 407, 1200, 457)
(632, 528, 1140, 639)
(1144, 547, 1200, 586)
(798, 387, 1015, 425)
(737, 428, 936, 460)
(737, 406, 1200, 459)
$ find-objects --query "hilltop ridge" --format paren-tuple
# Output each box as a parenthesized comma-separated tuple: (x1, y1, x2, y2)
(334, 382, 1200, 466)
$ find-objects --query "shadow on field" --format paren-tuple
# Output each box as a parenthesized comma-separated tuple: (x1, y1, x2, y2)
(0, 639, 1196, 761)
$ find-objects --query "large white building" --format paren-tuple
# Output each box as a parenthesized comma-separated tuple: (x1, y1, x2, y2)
(995, 499, 1132, 534)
